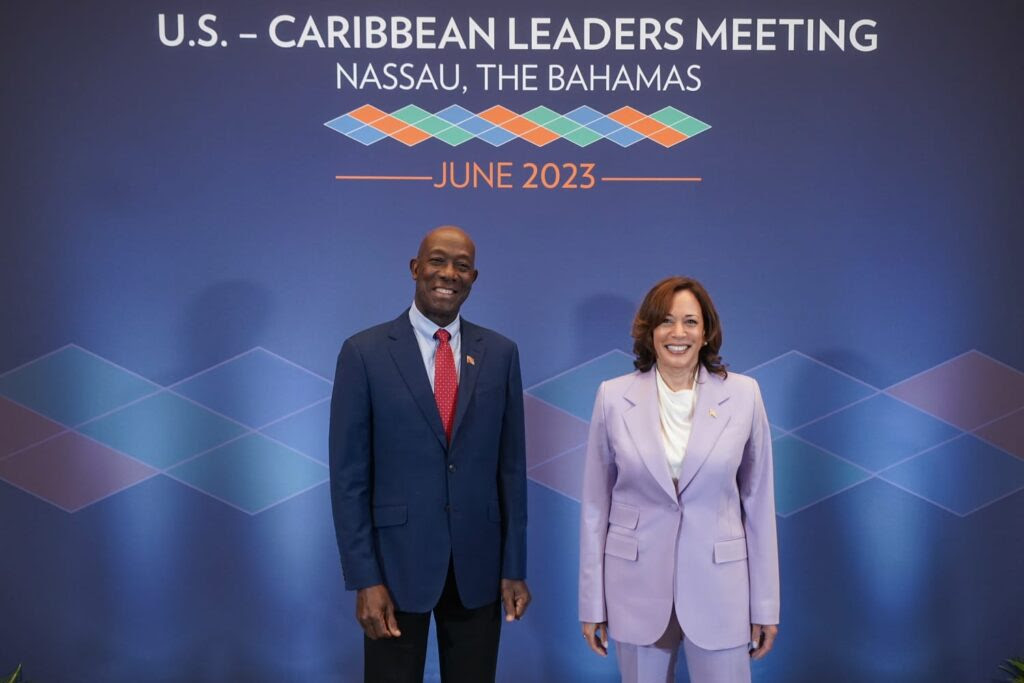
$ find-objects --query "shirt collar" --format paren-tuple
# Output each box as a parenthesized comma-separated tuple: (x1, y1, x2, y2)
(409, 301, 461, 342)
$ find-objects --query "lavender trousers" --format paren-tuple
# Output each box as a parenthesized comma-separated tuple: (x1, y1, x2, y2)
(615, 612, 751, 683)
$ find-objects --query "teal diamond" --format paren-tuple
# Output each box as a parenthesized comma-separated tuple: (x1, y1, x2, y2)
(522, 106, 561, 126)
(435, 126, 475, 146)
(543, 116, 582, 136)
(650, 106, 689, 127)
(390, 105, 432, 124)
(563, 127, 603, 147)
(412, 115, 453, 135)
(671, 117, 711, 136)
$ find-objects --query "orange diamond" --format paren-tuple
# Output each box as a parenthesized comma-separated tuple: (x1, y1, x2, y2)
(478, 105, 517, 125)
(626, 116, 667, 136)
(648, 127, 688, 148)
(497, 116, 538, 136)
(608, 106, 645, 125)
(367, 115, 407, 135)
(349, 105, 388, 124)
(521, 127, 560, 146)
(391, 126, 431, 146)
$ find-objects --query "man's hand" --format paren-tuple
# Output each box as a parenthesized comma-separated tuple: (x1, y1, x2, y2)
(356, 584, 402, 640)
(750, 623, 778, 660)
(581, 622, 609, 657)
(499, 579, 531, 622)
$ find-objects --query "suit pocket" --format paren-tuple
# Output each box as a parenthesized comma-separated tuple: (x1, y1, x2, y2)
(605, 531, 638, 561)
(487, 500, 501, 523)
(608, 501, 639, 530)
(713, 537, 748, 563)
(372, 505, 407, 528)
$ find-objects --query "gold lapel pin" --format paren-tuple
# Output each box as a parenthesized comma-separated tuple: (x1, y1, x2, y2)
(709, 408, 718, 418)
(466, 355, 475, 366)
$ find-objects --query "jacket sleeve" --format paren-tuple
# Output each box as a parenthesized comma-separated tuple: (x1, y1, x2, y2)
(578, 381, 616, 624)
(498, 343, 528, 579)
(738, 378, 780, 625)
(329, 338, 383, 591)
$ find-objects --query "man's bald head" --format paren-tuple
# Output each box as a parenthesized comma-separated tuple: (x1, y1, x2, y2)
(410, 225, 479, 327)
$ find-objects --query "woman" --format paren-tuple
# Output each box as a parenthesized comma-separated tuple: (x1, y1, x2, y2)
(579, 276, 779, 683)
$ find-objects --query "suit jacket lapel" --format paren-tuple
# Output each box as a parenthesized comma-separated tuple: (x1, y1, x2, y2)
(677, 367, 732, 493)
(622, 370, 677, 502)
(387, 313, 448, 450)
(450, 319, 485, 445)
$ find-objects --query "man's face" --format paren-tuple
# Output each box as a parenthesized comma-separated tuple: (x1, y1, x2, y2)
(410, 228, 478, 327)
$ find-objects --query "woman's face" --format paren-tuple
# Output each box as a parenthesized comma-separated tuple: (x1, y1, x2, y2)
(652, 289, 705, 377)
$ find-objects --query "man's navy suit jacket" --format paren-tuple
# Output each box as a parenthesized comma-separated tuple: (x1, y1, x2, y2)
(329, 311, 527, 612)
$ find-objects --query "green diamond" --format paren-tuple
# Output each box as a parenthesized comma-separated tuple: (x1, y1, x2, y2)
(413, 115, 453, 135)
(564, 127, 602, 147)
(650, 106, 689, 126)
(522, 106, 561, 125)
(435, 126, 475, 146)
(390, 105, 432, 124)
(670, 117, 711, 136)
(543, 116, 582, 136)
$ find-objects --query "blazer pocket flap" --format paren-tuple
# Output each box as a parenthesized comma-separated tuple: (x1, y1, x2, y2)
(372, 505, 407, 528)
(488, 500, 502, 523)
(608, 502, 639, 530)
(605, 532, 638, 561)
(714, 537, 748, 563)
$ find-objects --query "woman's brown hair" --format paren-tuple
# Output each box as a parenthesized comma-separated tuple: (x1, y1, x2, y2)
(631, 276, 727, 377)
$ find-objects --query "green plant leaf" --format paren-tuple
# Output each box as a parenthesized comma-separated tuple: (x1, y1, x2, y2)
(4, 663, 23, 683)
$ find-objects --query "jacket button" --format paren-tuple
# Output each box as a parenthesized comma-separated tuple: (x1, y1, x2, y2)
(448, 463, 456, 472)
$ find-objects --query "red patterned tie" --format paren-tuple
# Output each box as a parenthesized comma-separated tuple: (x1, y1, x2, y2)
(434, 329, 458, 442)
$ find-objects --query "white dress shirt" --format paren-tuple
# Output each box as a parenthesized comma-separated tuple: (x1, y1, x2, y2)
(655, 367, 698, 481)
(409, 302, 461, 390)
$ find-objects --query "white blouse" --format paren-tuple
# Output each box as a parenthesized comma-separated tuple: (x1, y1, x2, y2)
(655, 367, 698, 481)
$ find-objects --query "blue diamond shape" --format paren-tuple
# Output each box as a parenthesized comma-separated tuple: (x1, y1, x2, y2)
(477, 127, 516, 147)
(795, 395, 962, 472)
(173, 349, 332, 428)
(564, 106, 603, 125)
(345, 126, 387, 145)
(0, 346, 157, 426)
(167, 434, 328, 513)
(324, 114, 364, 135)
(605, 127, 645, 147)
(435, 105, 475, 124)
(772, 435, 871, 516)
(456, 116, 496, 136)
(879, 435, 1024, 515)
(526, 350, 635, 421)
(77, 392, 247, 469)
(584, 116, 624, 136)
(260, 399, 331, 464)
(748, 352, 876, 431)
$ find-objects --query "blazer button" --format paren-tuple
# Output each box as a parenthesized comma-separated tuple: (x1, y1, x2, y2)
(448, 463, 456, 472)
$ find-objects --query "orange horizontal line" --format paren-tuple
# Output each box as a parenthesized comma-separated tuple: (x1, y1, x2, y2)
(335, 175, 433, 181)
(601, 177, 703, 182)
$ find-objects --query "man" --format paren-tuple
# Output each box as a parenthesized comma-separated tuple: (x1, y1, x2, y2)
(329, 226, 531, 683)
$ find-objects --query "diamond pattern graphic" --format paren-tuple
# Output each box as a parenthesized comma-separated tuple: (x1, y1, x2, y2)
(324, 105, 711, 148)
(0, 346, 157, 426)
(974, 407, 1024, 460)
(167, 434, 328, 514)
(887, 351, 1024, 430)
(795, 394, 961, 472)
(260, 399, 331, 465)
(77, 392, 247, 469)
(0, 432, 156, 511)
(1, 345, 1021, 518)
(879, 435, 1024, 516)
(526, 350, 635, 421)
(529, 444, 586, 502)
(748, 351, 876, 431)
(173, 349, 332, 428)
(0, 396, 64, 458)
(772, 436, 872, 516)
(524, 395, 589, 470)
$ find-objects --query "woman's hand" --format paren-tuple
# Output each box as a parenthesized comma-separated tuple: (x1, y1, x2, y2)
(750, 623, 778, 660)
(582, 621, 610, 657)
